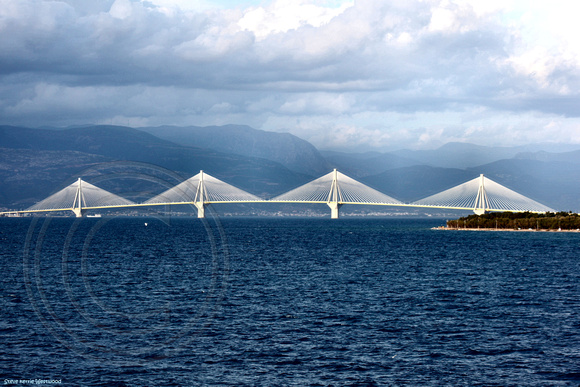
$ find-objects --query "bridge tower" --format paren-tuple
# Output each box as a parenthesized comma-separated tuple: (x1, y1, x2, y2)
(194, 170, 206, 218)
(327, 169, 343, 219)
(473, 174, 489, 215)
(72, 178, 85, 217)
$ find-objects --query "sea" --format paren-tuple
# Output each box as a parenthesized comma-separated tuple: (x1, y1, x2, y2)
(1, 215, 579, 386)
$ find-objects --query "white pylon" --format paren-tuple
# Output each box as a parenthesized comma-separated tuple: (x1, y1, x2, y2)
(473, 174, 489, 215)
(194, 170, 206, 218)
(72, 178, 85, 217)
(327, 169, 343, 219)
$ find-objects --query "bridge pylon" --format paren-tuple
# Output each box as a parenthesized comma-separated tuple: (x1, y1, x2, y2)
(473, 174, 489, 215)
(72, 178, 85, 217)
(194, 170, 207, 218)
(327, 169, 343, 219)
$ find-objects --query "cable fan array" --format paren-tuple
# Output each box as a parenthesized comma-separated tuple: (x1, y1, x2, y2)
(19, 170, 554, 216)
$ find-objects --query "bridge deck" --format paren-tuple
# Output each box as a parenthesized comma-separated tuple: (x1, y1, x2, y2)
(1, 202, 549, 216)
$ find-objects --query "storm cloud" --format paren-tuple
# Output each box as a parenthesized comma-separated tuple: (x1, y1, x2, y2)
(1, 0, 579, 150)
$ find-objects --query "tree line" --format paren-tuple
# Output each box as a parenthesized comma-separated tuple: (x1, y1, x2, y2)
(447, 212, 580, 230)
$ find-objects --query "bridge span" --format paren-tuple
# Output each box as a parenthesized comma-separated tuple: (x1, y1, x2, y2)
(0, 169, 554, 219)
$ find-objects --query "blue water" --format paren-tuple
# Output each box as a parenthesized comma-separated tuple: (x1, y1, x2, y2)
(1, 216, 579, 386)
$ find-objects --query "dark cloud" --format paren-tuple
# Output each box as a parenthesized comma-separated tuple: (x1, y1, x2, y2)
(0, 0, 579, 149)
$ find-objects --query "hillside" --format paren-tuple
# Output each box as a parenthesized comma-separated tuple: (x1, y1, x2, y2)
(360, 158, 579, 211)
(321, 151, 417, 178)
(0, 125, 310, 208)
(362, 166, 475, 203)
(139, 125, 331, 176)
(0, 147, 111, 208)
(323, 142, 580, 172)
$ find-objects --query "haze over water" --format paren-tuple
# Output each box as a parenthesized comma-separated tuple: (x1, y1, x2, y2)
(2, 216, 579, 385)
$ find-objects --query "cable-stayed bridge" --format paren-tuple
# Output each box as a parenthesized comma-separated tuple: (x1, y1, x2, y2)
(144, 171, 264, 218)
(25, 178, 136, 218)
(271, 169, 403, 218)
(412, 174, 553, 215)
(1, 169, 554, 218)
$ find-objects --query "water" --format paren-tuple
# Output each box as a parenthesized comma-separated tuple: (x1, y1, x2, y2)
(1, 216, 579, 386)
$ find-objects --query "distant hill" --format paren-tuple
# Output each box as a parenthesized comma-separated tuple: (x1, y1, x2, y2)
(0, 147, 111, 208)
(324, 142, 580, 172)
(467, 158, 580, 212)
(389, 142, 580, 169)
(514, 149, 580, 164)
(362, 166, 475, 202)
(320, 143, 527, 176)
(325, 143, 580, 212)
(361, 159, 579, 211)
(321, 150, 417, 178)
(0, 125, 310, 208)
(139, 125, 331, 176)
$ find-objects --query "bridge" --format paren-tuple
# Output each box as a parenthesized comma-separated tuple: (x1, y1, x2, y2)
(0, 169, 554, 219)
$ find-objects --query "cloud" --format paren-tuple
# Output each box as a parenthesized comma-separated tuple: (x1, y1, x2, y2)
(0, 0, 579, 150)
(238, 0, 354, 40)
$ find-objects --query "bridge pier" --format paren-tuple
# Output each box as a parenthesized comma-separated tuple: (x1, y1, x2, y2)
(195, 202, 205, 218)
(327, 169, 343, 219)
(327, 202, 342, 219)
(72, 207, 84, 218)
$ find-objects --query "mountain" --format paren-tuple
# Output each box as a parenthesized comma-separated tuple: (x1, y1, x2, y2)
(327, 143, 580, 211)
(384, 142, 580, 169)
(0, 125, 310, 208)
(321, 150, 418, 178)
(322, 143, 580, 177)
(0, 147, 111, 208)
(138, 125, 331, 176)
(467, 158, 580, 212)
(514, 149, 580, 164)
(392, 143, 524, 169)
(362, 166, 475, 203)
(361, 158, 580, 211)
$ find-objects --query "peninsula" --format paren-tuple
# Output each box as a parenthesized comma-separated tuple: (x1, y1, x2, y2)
(446, 212, 580, 231)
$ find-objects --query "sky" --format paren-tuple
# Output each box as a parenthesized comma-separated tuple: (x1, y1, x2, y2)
(1, 0, 580, 151)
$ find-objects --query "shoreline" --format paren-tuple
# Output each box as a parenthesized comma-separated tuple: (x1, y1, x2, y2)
(433, 226, 580, 233)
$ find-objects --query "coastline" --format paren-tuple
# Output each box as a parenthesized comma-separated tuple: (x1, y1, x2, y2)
(433, 226, 580, 233)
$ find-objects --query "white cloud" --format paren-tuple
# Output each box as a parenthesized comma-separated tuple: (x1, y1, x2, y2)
(175, 29, 253, 62)
(279, 93, 355, 115)
(428, 7, 457, 32)
(238, 0, 353, 40)
(143, 0, 209, 12)
(500, 0, 580, 92)
(109, 0, 133, 19)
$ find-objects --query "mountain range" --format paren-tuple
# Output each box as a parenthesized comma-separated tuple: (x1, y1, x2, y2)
(139, 125, 331, 176)
(1, 124, 579, 212)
